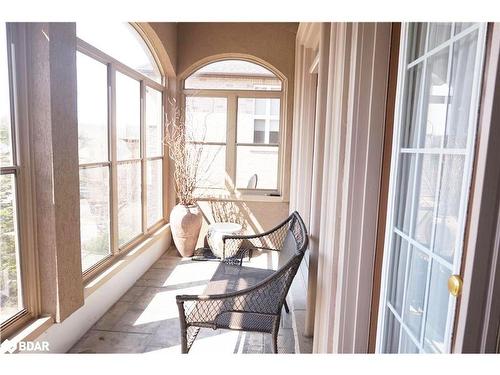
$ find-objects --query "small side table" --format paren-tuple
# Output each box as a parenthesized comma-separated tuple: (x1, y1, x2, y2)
(207, 222, 243, 259)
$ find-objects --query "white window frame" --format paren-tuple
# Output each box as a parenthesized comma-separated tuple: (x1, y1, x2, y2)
(76, 33, 166, 280)
(376, 22, 488, 353)
(182, 59, 285, 199)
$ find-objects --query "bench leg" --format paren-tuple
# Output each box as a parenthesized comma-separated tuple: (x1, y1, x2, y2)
(180, 328, 188, 354)
(271, 331, 278, 354)
(271, 317, 280, 354)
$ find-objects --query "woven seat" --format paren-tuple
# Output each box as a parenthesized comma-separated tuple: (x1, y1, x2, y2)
(176, 212, 308, 353)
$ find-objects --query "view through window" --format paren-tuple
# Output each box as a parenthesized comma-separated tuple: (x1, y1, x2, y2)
(184, 59, 283, 195)
(0, 23, 23, 324)
(77, 23, 164, 272)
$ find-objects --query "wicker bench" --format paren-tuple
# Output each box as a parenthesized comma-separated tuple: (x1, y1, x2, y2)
(176, 211, 308, 353)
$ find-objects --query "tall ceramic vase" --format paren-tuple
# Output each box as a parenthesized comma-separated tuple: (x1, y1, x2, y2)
(170, 204, 203, 257)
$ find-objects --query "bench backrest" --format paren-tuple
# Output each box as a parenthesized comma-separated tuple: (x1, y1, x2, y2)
(278, 212, 308, 269)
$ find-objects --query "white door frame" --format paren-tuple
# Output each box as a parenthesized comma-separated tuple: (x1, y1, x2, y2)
(376, 22, 488, 353)
(454, 23, 500, 353)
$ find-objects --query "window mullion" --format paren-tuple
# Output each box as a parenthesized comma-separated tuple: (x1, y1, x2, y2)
(109, 64, 119, 255)
(226, 93, 237, 190)
(140, 80, 147, 233)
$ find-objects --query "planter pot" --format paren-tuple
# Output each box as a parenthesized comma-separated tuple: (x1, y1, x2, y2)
(170, 204, 203, 257)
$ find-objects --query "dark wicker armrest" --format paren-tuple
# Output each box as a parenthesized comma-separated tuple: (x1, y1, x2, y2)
(221, 215, 293, 259)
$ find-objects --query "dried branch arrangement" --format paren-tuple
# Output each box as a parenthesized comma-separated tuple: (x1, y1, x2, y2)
(163, 98, 216, 206)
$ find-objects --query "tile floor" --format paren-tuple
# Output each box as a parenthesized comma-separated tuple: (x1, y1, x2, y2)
(70, 247, 296, 354)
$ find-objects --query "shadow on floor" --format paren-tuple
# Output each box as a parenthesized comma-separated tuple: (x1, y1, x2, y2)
(70, 247, 296, 354)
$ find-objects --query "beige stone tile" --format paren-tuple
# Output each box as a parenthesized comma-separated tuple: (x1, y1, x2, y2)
(112, 307, 162, 334)
(188, 329, 241, 354)
(292, 309, 313, 354)
(147, 318, 181, 347)
(119, 286, 147, 303)
(159, 261, 218, 287)
(92, 301, 131, 331)
(150, 258, 179, 269)
(70, 330, 151, 353)
(244, 332, 264, 347)
(162, 247, 182, 259)
(277, 329, 295, 354)
(281, 308, 293, 329)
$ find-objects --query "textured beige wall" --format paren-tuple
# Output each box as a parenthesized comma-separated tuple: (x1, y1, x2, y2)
(177, 22, 297, 79)
(174, 22, 298, 236)
(146, 22, 178, 76)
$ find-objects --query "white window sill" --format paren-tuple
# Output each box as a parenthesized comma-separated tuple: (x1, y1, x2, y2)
(0, 316, 53, 352)
(194, 192, 288, 203)
(84, 223, 171, 298)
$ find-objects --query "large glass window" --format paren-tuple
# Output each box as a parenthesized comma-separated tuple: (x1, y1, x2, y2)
(76, 23, 161, 84)
(184, 59, 283, 195)
(236, 98, 280, 190)
(77, 53, 111, 270)
(1, 22, 23, 325)
(77, 23, 165, 274)
(185, 60, 281, 91)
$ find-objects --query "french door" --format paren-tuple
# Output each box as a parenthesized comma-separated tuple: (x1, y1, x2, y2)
(377, 23, 487, 353)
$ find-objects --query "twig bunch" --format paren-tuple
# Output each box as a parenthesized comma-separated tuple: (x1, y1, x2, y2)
(163, 97, 213, 206)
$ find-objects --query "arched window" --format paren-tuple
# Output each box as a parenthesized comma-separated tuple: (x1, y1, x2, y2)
(77, 23, 162, 84)
(183, 59, 284, 196)
(76, 23, 165, 274)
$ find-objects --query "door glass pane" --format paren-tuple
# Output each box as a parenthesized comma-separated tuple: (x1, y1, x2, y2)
(423, 261, 451, 353)
(434, 156, 465, 263)
(0, 174, 23, 322)
(402, 247, 429, 338)
(383, 310, 401, 353)
(387, 235, 409, 314)
(427, 23, 452, 51)
(445, 30, 478, 148)
(454, 23, 475, 35)
(116, 72, 140, 160)
(400, 331, 420, 353)
(407, 23, 428, 63)
(0, 23, 13, 167)
(413, 154, 439, 248)
(145, 87, 162, 158)
(401, 64, 423, 148)
(236, 146, 278, 190)
(77, 52, 109, 164)
(195, 145, 226, 189)
(117, 162, 142, 246)
(147, 159, 163, 227)
(79, 167, 111, 271)
(421, 49, 450, 148)
(394, 154, 417, 234)
(185, 97, 227, 143)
